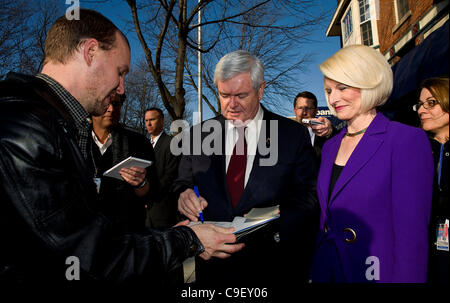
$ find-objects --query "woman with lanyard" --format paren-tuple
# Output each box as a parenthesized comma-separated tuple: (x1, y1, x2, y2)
(414, 76, 449, 283)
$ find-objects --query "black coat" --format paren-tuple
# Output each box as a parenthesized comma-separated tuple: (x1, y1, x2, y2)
(147, 132, 180, 228)
(0, 73, 203, 286)
(427, 137, 449, 283)
(311, 125, 337, 167)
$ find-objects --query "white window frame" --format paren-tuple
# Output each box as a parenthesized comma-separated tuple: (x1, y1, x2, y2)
(359, 0, 373, 46)
(360, 21, 373, 46)
(342, 6, 353, 42)
(359, 0, 371, 23)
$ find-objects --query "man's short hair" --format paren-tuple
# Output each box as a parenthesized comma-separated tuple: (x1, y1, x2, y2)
(319, 44, 393, 116)
(44, 9, 129, 65)
(145, 107, 164, 119)
(294, 91, 318, 108)
(213, 50, 265, 91)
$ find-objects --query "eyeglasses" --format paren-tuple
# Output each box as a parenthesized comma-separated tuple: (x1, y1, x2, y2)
(295, 106, 316, 112)
(413, 99, 438, 111)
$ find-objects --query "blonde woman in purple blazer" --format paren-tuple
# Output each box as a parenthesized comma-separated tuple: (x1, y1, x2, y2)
(309, 45, 434, 283)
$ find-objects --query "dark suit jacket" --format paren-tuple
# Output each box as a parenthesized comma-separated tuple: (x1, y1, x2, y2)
(93, 125, 158, 233)
(313, 133, 327, 164)
(311, 125, 337, 166)
(173, 106, 319, 284)
(147, 132, 180, 228)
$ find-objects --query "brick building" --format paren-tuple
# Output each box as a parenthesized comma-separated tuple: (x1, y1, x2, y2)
(326, 0, 449, 126)
(377, 0, 449, 65)
(327, 0, 448, 64)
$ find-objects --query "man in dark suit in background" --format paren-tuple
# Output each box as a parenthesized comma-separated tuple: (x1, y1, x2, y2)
(173, 50, 319, 285)
(293, 91, 335, 164)
(145, 108, 180, 228)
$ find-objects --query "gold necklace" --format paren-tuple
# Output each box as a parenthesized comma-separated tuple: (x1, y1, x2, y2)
(346, 127, 368, 137)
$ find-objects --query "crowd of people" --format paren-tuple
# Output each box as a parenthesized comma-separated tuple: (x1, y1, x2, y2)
(0, 8, 448, 291)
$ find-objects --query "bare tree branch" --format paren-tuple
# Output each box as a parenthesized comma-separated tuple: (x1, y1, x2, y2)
(184, 59, 219, 116)
(188, 0, 271, 31)
(126, 0, 178, 119)
(123, 0, 329, 121)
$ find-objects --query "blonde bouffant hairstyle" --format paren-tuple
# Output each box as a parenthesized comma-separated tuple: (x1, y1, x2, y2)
(319, 44, 393, 116)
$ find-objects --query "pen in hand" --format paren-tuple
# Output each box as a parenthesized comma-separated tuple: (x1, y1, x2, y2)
(193, 186, 204, 224)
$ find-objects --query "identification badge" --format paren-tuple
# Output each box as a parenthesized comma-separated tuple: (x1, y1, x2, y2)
(436, 219, 449, 251)
(93, 177, 101, 194)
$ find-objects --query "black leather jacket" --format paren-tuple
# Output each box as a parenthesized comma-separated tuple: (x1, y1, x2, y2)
(0, 73, 203, 286)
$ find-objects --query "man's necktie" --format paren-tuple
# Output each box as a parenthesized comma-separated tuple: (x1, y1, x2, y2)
(150, 137, 155, 147)
(227, 127, 247, 208)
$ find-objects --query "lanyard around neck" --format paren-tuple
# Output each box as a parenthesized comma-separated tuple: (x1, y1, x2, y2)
(438, 143, 444, 188)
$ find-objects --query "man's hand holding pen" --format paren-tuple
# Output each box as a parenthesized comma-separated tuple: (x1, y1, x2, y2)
(178, 187, 244, 259)
(193, 186, 204, 223)
(178, 187, 208, 222)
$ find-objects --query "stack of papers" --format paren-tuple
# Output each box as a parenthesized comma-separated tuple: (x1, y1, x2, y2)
(189, 205, 280, 240)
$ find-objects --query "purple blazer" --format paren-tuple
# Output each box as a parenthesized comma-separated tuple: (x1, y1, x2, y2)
(312, 113, 433, 282)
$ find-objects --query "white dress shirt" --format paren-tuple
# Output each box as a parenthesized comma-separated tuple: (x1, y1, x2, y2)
(307, 126, 315, 146)
(151, 131, 163, 147)
(225, 105, 264, 187)
(91, 131, 112, 155)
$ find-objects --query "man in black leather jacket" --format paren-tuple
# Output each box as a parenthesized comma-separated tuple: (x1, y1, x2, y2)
(0, 9, 243, 288)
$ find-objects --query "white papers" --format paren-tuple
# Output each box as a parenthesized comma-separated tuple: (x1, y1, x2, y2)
(103, 156, 153, 180)
(245, 205, 280, 220)
(189, 205, 280, 239)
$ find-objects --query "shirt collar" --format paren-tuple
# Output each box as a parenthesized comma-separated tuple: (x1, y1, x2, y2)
(91, 131, 112, 155)
(35, 73, 90, 130)
(152, 131, 163, 146)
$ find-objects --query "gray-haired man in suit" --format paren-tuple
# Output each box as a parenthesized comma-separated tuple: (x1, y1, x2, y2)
(174, 50, 320, 286)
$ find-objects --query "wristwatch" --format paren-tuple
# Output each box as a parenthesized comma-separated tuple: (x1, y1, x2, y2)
(135, 179, 147, 189)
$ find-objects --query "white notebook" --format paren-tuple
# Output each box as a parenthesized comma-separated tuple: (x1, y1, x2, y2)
(103, 156, 153, 180)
